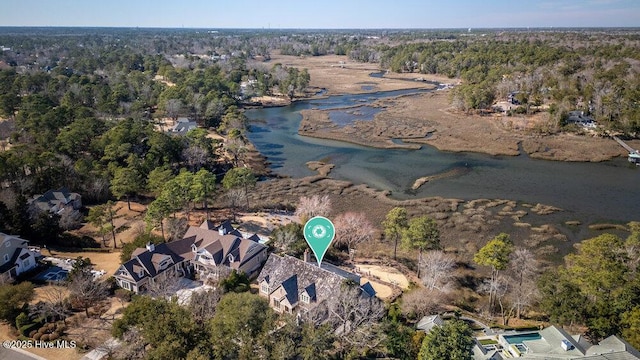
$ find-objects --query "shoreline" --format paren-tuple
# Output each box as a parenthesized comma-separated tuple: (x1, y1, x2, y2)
(247, 161, 628, 263)
(296, 91, 632, 162)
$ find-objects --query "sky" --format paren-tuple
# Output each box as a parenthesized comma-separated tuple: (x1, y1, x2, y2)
(1, 0, 639, 29)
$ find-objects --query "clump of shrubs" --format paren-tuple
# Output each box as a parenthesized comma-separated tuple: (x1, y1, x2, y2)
(32, 322, 65, 341)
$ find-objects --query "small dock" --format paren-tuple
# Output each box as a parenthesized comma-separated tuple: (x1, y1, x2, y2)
(613, 136, 640, 165)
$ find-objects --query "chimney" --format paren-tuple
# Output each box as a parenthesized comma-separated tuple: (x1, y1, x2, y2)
(146, 242, 155, 252)
(303, 249, 310, 263)
(218, 223, 228, 236)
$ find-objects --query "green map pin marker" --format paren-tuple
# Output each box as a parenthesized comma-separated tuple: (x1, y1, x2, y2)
(303, 216, 335, 267)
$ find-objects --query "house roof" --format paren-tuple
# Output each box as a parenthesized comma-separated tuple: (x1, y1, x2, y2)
(118, 242, 184, 282)
(500, 326, 640, 360)
(0, 248, 21, 274)
(258, 254, 376, 309)
(0, 233, 29, 275)
(586, 336, 640, 359)
(280, 275, 299, 304)
(416, 315, 445, 332)
(517, 325, 585, 357)
(30, 187, 81, 213)
(165, 236, 200, 261)
(170, 118, 197, 135)
(116, 220, 266, 284)
(303, 283, 316, 301)
(200, 220, 217, 230)
(185, 224, 265, 269)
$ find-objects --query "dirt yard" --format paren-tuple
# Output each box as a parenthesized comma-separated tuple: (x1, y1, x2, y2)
(43, 250, 122, 276)
(361, 278, 394, 300)
(356, 264, 410, 290)
(73, 201, 147, 248)
(236, 211, 298, 234)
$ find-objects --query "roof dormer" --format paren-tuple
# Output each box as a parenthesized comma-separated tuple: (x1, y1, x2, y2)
(260, 279, 270, 294)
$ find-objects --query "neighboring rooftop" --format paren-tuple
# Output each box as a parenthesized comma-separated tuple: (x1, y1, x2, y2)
(30, 187, 81, 214)
(474, 325, 640, 360)
(170, 117, 197, 135)
(416, 314, 445, 333)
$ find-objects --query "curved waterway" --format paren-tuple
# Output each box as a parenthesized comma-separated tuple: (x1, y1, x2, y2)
(246, 90, 640, 222)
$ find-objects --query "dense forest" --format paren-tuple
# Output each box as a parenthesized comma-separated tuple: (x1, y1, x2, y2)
(378, 32, 640, 134)
(0, 28, 313, 246)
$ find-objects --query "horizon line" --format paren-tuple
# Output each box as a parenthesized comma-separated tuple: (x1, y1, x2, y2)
(1, 25, 639, 31)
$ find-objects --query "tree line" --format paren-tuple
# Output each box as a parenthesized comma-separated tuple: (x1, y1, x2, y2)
(376, 33, 640, 135)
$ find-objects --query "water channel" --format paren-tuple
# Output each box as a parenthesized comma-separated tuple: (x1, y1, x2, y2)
(246, 89, 640, 223)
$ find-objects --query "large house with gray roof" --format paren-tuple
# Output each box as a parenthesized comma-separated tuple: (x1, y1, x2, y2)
(114, 220, 267, 294)
(474, 325, 640, 359)
(257, 252, 376, 315)
(29, 187, 82, 225)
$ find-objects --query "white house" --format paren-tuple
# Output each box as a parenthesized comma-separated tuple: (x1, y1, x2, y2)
(0, 233, 39, 279)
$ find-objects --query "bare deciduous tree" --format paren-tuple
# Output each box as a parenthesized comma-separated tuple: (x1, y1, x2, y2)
(225, 188, 247, 220)
(83, 177, 110, 203)
(295, 195, 331, 223)
(400, 288, 447, 319)
(38, 285, 71, 324)
(506, 280, 538, 323)
(299, 301, 330, 327)
(480, 275, 510, 325)
(147, 270, 183, 299)
(93, 338, 121, 360)
(114, 328, 146, 360)
(225, 137, 248, 167)
(508, 248, 540, 319)
(328, 284, 385, 352)
(0, 272, 12, 286)
(67, 270, 108, 317)
(421, 251, 456, 292)
(182, 145, 209, 171)
(59, 209, 82, 230)
(272, 226, 299, 252)
(165, 99, 183, 120)
(165, 217, 188, 242)
(187, 288, 222, 324)
(334, 212, 374, 261)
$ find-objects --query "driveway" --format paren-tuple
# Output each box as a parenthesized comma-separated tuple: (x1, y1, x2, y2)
(0, 347, 48, 360)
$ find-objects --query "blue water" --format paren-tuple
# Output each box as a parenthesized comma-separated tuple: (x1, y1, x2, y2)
(504, 333, 542, 344)
(246, 90, 640, 222)
(328, 106, 382, 127)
